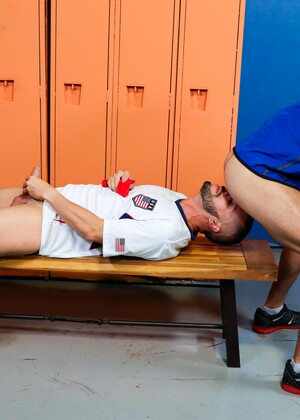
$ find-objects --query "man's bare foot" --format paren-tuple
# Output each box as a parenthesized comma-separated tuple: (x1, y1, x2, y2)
(10, 166, 41, 206)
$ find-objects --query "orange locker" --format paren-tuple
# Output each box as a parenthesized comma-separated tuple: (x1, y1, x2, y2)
(2, 0, 245, 192)
(0, 0, 47, 187)
(50, 0, 110, 186)
(172, 0, 245, 196)
(109, 0, 179, 186)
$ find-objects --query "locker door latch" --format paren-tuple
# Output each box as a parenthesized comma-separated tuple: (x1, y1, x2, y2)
(127, 86, 144, 109)
(64, 83, 82, 106)
(0, 80, 14, 103)
(190, 88, 208, 110)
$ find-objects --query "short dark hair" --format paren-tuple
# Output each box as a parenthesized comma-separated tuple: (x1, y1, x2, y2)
(203, 214, 254, 245)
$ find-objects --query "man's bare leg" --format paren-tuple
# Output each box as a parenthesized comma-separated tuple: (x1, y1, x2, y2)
(293, 332, 300, 364)
(0, 188, 23, 208)
(252, 247, 300, 333)
(224, 153, 300, 253)
(265, 247, 300, 308)
(281, 331, 300, 394)
(0, 201, 42, 256)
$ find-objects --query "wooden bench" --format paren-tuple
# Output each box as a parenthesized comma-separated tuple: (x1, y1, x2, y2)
(0, 237, 277, 367)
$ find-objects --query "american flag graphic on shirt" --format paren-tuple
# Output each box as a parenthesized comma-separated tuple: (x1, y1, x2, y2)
(116, 237, 125, 252)
(133, 194, 157, 211)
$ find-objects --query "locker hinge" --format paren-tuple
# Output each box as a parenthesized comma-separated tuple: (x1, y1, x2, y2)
(106, 91, 109, 103)
(168, 94, 172, 109)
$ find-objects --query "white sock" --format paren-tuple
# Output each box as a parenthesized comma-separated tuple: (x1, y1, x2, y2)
(291, 359, 300, 374)
(263, 305, 284, 315)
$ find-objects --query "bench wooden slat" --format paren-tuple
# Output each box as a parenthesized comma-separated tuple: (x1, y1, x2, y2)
(0, 238, 277, 282)
(241, 239, 278, 268)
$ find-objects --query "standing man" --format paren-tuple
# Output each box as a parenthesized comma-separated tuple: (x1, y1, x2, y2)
(224, 101, 300, 395)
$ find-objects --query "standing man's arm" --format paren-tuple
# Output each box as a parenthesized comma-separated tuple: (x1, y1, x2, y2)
(24, 176, 104, 243)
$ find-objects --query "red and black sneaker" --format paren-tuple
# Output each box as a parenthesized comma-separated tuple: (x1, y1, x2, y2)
(252, 304, 300, 334)
(281, 360, 300, 395)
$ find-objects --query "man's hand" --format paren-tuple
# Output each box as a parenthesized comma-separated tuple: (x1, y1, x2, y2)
(107, 170, 133, 192)
(10, 166, 41, 206)
(24, 176, 54, 201)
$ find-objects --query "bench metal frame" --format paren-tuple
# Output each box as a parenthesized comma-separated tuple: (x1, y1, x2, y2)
(0, 238, 277, 368)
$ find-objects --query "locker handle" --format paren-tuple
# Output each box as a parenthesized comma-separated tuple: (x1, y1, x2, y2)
(190, 88, 208, 111)
(0, 80, 14, 103)
(127, 86, 144, 109)
(64, 83, 82, 106)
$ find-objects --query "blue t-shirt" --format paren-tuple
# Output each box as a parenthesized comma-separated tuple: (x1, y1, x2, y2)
(233, 102, 300, 191)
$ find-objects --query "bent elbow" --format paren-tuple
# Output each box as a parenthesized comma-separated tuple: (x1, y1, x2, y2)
(84, 227, 103, 244)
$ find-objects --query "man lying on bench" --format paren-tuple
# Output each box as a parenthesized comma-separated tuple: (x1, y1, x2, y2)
(0, 167, 252, 260)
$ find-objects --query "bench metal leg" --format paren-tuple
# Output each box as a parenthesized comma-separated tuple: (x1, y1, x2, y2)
(220, 280, 240, 368)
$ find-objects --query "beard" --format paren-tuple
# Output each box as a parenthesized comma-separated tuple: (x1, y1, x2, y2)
(200, 181, 219, 218)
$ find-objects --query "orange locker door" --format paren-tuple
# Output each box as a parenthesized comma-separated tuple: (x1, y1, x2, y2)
(50, 0, 110, 186)
(110, 0, 179, 186)
(0, 0, 47, 187)
(172, 0, 245, 196)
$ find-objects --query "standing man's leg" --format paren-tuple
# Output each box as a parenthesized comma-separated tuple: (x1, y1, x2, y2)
(253, 247, 300, 333)
(266, 248, 300, 308)
(281, 331, 300, 395)
(224, 153, 300, 253)
(293, 333, 300, 365)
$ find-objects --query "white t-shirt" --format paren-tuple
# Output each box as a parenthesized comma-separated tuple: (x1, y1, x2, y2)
(39, 184, 195, 260)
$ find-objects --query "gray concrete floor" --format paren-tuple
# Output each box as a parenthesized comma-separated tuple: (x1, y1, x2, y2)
(0, 248, 300, 420)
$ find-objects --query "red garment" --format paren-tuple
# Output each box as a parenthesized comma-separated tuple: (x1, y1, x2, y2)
(101, 178, 135, 197)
